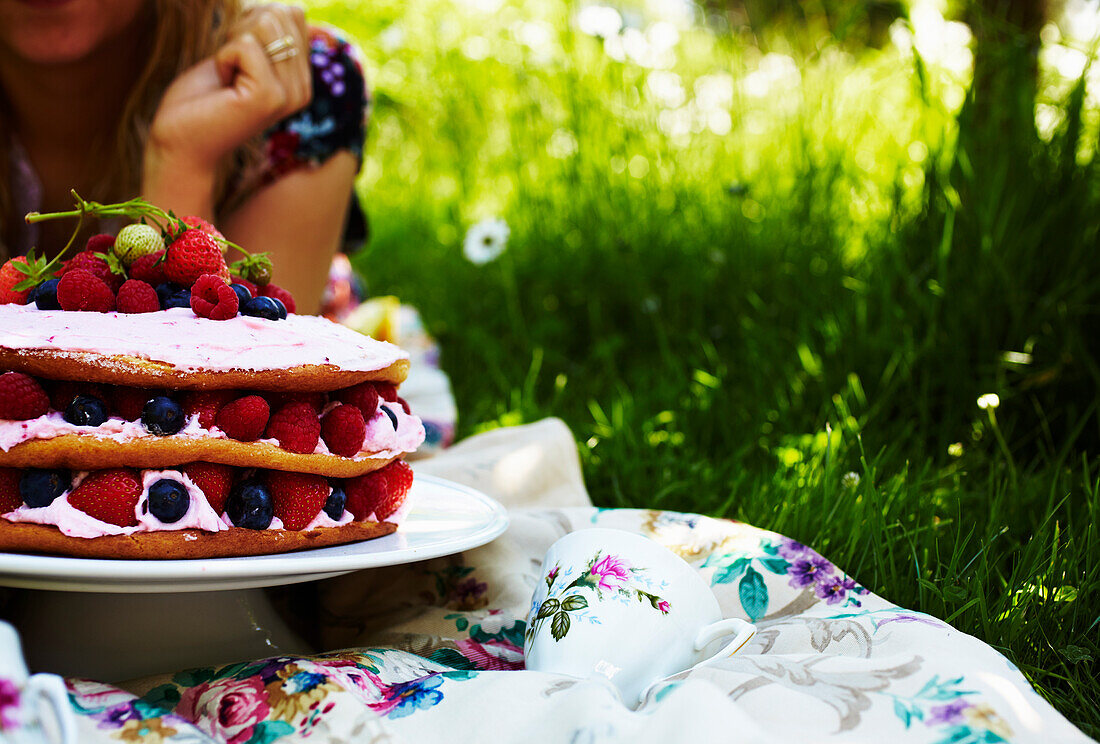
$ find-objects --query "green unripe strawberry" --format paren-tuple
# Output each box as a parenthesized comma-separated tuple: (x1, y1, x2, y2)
(113, 224, 165, 267)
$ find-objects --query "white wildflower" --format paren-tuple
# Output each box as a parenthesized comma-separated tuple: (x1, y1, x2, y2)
(948, 442, 964, 457)
(977, 393, 1000, 410)
(463, 218, 510, 264)
(841, 472, 861, 489)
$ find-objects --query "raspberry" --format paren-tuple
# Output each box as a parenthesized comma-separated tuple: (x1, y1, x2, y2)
(182, 389, 235, 429)
(164, 229, 229, 287)
(107, 385, 154, 421)
(230, 276, 258, 298)
(265, 401, 320, 454)
(214, 395, 270, 441)
(375, 383, 399, 403)
(0, 468, 22, 512)
(67, 468, 142, 527)
(116, 279, 160, 313)
(190, 274, 239, 320)
(345, 460, 413, 521)
(113, 224, 165, 267)
(0, 258, 32, 305)
(60, 250, 122, 292)
(263, 470, 329, 530)
(0, 372, 50, 420)
(259, 283, 296, 314)
(47, 380, 106, 412)
(84, 233, 116, 254)
(181, 462, 234, 513)
(321, 404, 366, 457)
(57, 269, 116, 312)
(128, 250, 167, 285)
(267, 391, 326, 414)
(335, 382, 379, 419)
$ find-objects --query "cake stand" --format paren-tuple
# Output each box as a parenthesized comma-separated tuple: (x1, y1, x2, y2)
(0, 475, 509, 682)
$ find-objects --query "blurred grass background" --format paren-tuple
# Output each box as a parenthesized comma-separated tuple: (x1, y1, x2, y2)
(305, 0, 1099, 733)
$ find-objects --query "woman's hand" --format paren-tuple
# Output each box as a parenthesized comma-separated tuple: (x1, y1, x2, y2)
(142, 4, 312, 217)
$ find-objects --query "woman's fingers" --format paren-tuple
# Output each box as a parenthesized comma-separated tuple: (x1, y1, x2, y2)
(231, 4, 311, 117)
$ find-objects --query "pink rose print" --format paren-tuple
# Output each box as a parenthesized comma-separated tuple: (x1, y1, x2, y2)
(590, 554, 631, 591)
(178, 676, 270, 744)
(657, 600, 671, 614)
(0, 678, 20, 730)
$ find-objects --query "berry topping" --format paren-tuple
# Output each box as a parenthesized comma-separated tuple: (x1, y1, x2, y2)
(0, 372, 50, 420)
(164, 228, 229, 287)
(181, 390, 235, 429)
(68, 468, 142, 527)
(190, 274, 239, 320)
(108, 386, 154, 421)
(19, 468, 70, 508)
(268, 391, 326, 414)
(214, 395, 270, 441)
(375, 383, 399, 403)
(47, 381, 106, 411)
(263, 470, 329, 530)
(113, 224, 165, 266)
(0, 468, 23, 513)
(241, 295, 284, 320)
(167, 215, 223, 241)
(141, 396, 186, 435)
(60, 250, 122, 292)
(335, 382, 380, 419)
(321, 404, 366, 457)
(231, 276, 258, 297)
(146, 478, 190, 523)
(226, 480, 273, 529)
(259, 283, 295, 314)
(265, 401, 320, 454)
(31, 278, 61, 310)
(181, 462, 234, 513)
(116, 279, 160, 314)
(229, 283, 253, 307)
(64, 394, 109, 427)
(57, 269, 116, 312)
(0, 258, 32, 305)
(161, 286, 192, 310)
(345, 460, 413, 521)
(323, 484, 346, 520)
(129, 250, 167, 285)
(381, 405, 398, 430)
(84, 233, 116, 254)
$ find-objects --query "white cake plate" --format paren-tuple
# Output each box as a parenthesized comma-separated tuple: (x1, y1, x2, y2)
(0, 476, 509, 681)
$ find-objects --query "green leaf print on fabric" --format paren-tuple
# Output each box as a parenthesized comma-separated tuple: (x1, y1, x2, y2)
(739, 566, 768, 622)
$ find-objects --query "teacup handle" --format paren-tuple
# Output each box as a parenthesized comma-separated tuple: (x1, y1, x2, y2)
(692, 617, 756, 668)
(25, 673, 76, 744)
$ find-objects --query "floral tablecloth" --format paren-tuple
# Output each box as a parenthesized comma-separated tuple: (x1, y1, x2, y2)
(21, 420, 1099, 742)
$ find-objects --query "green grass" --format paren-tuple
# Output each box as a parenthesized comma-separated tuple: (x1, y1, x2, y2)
(306, 0, 1100, 733)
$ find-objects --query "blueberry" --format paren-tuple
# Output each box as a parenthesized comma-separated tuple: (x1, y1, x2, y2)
(241, 296, 283, 321)
(64, 394, 108, 427)
(163, 288, 192, 310)
(32, 279, 61, 310)
(155, 282, 183, 306)
(19, 469, 70, 508)
(269, 297, 287, 320)
(230, 283, 252, 307)
(225, 481, 273, 529)
(141, 396, 186, 435)
(382, 405, 398, 430)
(323, 485, 346, 520)
(147, 479, 190, 523)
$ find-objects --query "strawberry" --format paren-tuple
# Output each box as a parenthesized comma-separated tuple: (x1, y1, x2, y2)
(0, 258, 32, 305)
(167, 215, 223, 241)
(335, 382, 379, 419)
(84, 233, 116, 255)
(345, 460, 413, 521)
(263, 470, 329, 530)
(182, 462, 234, 513)
(214, 395, 270, 441)
(128, 250, 167, 285)
(113, 224, 165, 267)
(164, 229, 229, 287)
(265, 401, 320, 454)
(0, 468, 23, 512)
(190, 274, 239, 320)
(57, 269, 116, 312)
(60, 250, 122, 292)
(107, 385, 154, 421)
(0, 372, 50, 420)
(116, 279, 160, 314)
(321, 404, 366, 457)
(182, 389, 235, 429)
(67, 468, 142, 527)
(259, 283, 295, 314)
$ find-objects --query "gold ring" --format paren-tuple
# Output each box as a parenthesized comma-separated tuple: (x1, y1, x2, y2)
(263, 34, 295, 57)
(267, 46, 299, 63)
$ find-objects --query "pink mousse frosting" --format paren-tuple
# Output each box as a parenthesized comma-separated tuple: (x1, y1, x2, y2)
(0, 304, 408, 374)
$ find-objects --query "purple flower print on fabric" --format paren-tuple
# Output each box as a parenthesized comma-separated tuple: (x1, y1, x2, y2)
(788, 555, 834, 589)
(925, 700, 972, 726)
(816, 575, 858, 605)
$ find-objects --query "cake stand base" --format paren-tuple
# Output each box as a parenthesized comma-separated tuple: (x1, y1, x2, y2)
(12, 588, 313, 682)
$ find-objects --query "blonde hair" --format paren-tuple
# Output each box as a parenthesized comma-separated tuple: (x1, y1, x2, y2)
(0, 0, 246, 258)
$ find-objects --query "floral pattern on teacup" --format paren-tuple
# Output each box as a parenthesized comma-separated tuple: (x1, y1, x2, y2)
(527, 551, 671, 643)
(0, 678, 20, 730)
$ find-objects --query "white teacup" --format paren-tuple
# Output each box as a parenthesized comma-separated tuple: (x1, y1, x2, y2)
(524, 528, 755, 706)
(0, 622, 75, 744)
